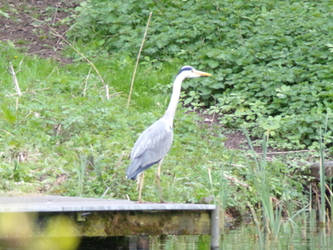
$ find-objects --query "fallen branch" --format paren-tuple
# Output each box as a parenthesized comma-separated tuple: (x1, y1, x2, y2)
(127, 11, 152, 108)
(9, 62, 22, 96)
(259, 149, 313, 155)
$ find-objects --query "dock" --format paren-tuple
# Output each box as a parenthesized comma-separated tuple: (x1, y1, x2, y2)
(0, 195, 220, 249)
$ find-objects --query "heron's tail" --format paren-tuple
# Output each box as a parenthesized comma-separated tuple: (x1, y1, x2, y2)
(126, 159, 160, 180)
(126, 159, 142, 180)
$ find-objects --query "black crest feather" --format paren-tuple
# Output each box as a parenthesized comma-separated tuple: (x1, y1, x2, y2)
(177, 66, 193, 75)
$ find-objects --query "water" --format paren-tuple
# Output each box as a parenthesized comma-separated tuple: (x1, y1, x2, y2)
(1, 219, 332, 249)
(78, 221, 333, 250)
(219, 223, 333, 250)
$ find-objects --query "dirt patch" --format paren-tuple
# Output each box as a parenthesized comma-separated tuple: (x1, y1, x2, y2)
(224, 130, 248, 150)
(195, 110, 248, 150)
(0, 0, 79, 63)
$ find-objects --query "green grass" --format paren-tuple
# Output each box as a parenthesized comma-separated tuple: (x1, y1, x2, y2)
(0, 42, 226, 202)
(0, 42, 313, 211)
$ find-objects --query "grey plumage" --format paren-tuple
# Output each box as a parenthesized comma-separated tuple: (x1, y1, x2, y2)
(126, 118, 173, 180)
(126, 66, 211, 181)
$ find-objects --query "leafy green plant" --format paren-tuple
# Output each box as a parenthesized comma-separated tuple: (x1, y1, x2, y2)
(69, 0, 333, 149)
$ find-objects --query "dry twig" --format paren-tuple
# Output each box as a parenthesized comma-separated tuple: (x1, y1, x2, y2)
(259, 149, 313, 155)
(9, 62, 22, 96)
(127, 12, 152, 108)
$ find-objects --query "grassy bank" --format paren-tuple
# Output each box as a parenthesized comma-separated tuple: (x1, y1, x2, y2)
(1, 1, 333, 243)
(0, 42, 311, 211)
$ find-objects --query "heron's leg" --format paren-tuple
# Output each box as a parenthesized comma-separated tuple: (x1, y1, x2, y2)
(138, 173, 145, 202)
(156, 158, 164, 181)
(155, 159, 164, 202)
(136, 174, 141, 191)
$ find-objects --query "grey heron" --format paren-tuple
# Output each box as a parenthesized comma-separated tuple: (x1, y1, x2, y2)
(127, 66, 211, 201)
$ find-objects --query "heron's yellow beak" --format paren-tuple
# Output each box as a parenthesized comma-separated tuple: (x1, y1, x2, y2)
(194, 70, 212, 77)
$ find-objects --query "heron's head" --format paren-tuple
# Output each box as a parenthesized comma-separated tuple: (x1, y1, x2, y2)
(177, 66, 212, 79)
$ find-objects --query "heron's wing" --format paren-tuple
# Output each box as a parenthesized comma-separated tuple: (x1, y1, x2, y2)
(130, 118, 173, 164)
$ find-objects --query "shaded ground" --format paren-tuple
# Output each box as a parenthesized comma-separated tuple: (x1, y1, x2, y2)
(197, 111, 248, 150)
(0, 0, 79, 63)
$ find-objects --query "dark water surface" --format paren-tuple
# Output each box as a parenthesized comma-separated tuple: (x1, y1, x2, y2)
(1, 219, 332, 249)
(78, 222, 333, 250)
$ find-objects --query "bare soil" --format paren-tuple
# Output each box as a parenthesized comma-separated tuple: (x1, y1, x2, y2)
(0, 0, 79, 63)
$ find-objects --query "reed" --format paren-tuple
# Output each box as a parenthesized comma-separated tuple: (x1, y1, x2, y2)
(330, 183, 333, 223)
(127, 12, 152, 108)
(243, 109, 331, 238)
(218, 164, 230, 234)
(243, 129, 282, 237)
(319, 127, 326, 224)
(319, 111, 330, 224)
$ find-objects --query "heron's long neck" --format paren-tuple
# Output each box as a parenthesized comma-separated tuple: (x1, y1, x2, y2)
(163, 74, 185, 127)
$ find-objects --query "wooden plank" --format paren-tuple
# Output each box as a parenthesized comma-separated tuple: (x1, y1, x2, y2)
(0, 195, 215, 213)
(0, 195, 220, 248)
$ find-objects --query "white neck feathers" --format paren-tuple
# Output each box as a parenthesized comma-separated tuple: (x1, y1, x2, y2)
(163, 73, 186, 127)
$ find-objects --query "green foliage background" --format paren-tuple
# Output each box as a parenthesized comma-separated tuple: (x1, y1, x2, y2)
(1, 0, 329, 214)
(70, 0, 333, 149)
(0, 41, 310, 209)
